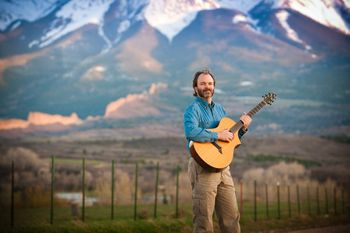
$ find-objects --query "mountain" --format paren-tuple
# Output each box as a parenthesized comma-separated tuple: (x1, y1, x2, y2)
(1, 0, 349, 51)
(0, 0, 349, 137)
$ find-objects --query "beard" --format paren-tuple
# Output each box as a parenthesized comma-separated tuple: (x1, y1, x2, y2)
(197, 88, 214, 99)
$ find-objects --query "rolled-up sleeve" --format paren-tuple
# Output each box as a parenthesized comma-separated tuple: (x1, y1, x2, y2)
(184, 106, 218, 142)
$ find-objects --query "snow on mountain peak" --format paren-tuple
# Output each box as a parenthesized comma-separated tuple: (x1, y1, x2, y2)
(144, 0, 261, 41)
(343, 0, 350, 8)
(30, 0, 115, 48)
(1, 0, 349, 48)
(275, 10, 316, 55)
(233, 14, 250, 24)
(0, 0, 60, 31)
(144, 0, 219, 41)
(272, 0, 350, 35)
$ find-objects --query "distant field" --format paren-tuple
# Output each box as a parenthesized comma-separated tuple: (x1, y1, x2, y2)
(53, 157, 103, 165)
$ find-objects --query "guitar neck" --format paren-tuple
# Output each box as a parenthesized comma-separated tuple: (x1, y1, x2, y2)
(247, 99, 268, 118)
(229, 99, 268, 133)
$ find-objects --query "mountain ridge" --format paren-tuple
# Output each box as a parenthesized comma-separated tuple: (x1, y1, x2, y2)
(0, 0, 349, 136)
(1, 0, 349, 51)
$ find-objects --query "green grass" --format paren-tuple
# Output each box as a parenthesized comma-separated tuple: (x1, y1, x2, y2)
(3, 219, 190, 233)
(1, 202, 349, 233)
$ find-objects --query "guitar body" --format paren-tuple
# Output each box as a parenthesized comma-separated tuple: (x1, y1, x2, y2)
(190, 117, 242, 170)
(188, 92, 276, 171)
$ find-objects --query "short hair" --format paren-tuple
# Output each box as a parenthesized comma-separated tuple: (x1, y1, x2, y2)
(192, 69, 216, 96)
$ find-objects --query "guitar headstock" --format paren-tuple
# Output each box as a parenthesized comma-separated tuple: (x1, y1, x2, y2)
(262, 92, 277, 105)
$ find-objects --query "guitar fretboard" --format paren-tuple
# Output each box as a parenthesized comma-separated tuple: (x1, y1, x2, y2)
(247, 100, 267, 117)
(229, 93, 276, 133)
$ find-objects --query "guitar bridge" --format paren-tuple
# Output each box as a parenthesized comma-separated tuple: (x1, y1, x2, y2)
(211, 142, 223, 154)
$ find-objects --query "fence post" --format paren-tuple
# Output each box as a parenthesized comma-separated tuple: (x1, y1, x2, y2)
(240, 181, 244, 217)
(265, 183, 269, 219)
(325, 187, 329, 215)
(296, 185, 301, 215)
(134, 162, 139, 220)
(277, 182, 281, 219)
(287, 185, 291, 218)
(82, 158, 85, 222)
(254, 180, 257, 221)
(341, 186, 345, 215)
(154, 162, 159, 219)
(175, 165, 180, 218)
(334, 187, 337, 215)
(348, 191, 350, 215)
(111, 160, 115, 220)
(50, 156, 55, 224)
(307, 186, 311, 215)
(11, 160, 14, 228)
(316, 186, 320, 215)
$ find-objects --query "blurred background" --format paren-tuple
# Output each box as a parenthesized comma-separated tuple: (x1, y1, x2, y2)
(0, 0, 349, 231)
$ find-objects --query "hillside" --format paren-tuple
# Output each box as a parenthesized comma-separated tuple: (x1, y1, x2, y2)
(1, 133, 349, 186)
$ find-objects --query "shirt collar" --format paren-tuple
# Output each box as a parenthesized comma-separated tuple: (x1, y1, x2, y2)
(195, 97, 215, 109)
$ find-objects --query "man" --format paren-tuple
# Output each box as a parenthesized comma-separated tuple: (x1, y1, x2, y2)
(183, 69, 252, 233)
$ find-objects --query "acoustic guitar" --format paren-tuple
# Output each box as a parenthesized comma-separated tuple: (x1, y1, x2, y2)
(190, 92, 277, 170)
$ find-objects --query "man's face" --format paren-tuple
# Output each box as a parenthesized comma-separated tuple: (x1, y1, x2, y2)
(195, 73, 215, 100)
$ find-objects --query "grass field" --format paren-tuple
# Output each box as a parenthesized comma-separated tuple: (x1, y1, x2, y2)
(1, 135, 350, 232)
(1, 202, 349, 233)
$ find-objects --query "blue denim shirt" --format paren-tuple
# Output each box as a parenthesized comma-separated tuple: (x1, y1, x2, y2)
(183, 97, 245, 149)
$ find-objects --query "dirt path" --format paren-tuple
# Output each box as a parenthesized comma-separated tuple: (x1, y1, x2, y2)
(287, 224, 350, 233)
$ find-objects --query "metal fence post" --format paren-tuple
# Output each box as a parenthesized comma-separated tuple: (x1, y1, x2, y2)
(307, 186, 311, 215)
(288, 185, 291, 218)
(134, 162, 139, 220)
(50, 156, 55, 224)
(316, 186, 320, 215)
(111, 160, 115, 220)
(82, 158, 86, 222)
(334, 187, 337, 215)
(325, 187, 329, 215)
(11, 160, 14, 228)
(240, 181, 244, 217)
(296, 185, 301, 215)
(341, 187, 345, 215)
(254, 180, 257, 221)
(277, 182, 281, 219)
(154, 162, 159, 219)
(175, 165, 180, 218)
(265, 183, 269, 219)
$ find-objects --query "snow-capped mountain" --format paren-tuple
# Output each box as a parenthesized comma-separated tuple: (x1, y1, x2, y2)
(0, 0, 349, 136)
(272, 0, 350, 35)
(251, 0, 350, 52)
(0, 0, 66, 31)
(0, 0, 349, 50)
(30, 0, 116, 48)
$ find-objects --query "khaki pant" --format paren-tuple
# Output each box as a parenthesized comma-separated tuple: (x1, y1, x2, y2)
(188, 158, 240, 233)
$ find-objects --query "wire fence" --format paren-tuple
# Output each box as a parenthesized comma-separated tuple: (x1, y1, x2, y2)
(3, 156, 350, 228)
